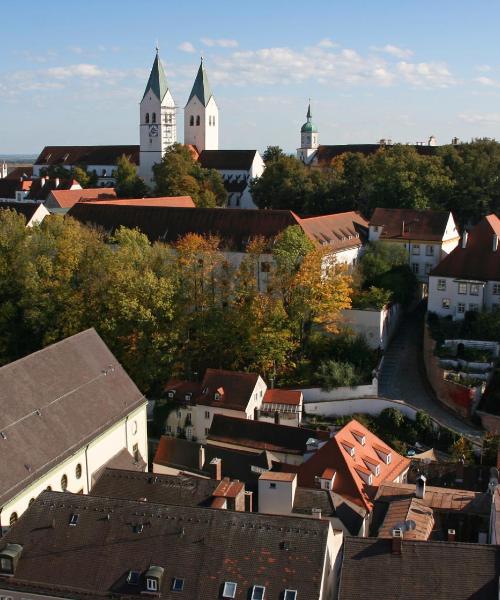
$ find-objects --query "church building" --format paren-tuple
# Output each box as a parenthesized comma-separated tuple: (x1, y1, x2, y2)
(297, 102, 319, 163)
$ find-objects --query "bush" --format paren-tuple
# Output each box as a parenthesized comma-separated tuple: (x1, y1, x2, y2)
(315, 360, 363, 390)
(352, 286, 392, 310)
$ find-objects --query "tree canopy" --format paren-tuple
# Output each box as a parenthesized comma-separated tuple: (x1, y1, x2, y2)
(115, 155, 148, 198)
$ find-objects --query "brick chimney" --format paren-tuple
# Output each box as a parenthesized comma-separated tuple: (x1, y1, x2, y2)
(448, 529, 456, 542)
(209, 457, 222, 481)
(493, 234, 498, 252)
(415, 474, 427, 499)
(392, 528, 403, 554)
(198, 445, 205, 470)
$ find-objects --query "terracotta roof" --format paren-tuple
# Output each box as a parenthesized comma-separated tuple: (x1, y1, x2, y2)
(260, 472, 297, 482)
(338, 536, 500, 600)
(47, 187, 116, 209)
(4, 166, 33, 180)
(34, 145, 139, 166)
(208, 414, 329, 455)
(213, 478, 245, 498)
(0, 201, 44, 223)
(0, 491, 329, 600)
(198, 149, 258, 171)
(377, 497, 435, 540)
(0, 329, 145, 508)
(297, 211, 368, 251)
(370, 207, 454, 241)
(431, 214, 500, 281)
(262, 389, 302, 406)
(296, 419, 410, 511)
(88, 195, 195, 208)
(27, 177, 77, 201)
(322, 468, 336, 479)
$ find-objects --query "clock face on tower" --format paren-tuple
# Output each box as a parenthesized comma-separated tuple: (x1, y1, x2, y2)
(149, 124, 159, 137)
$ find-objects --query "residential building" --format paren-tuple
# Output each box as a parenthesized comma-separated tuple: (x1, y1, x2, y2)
(0, 201, 49, 226)
(0, 490, 342, 600)
(290, 419, 410, 535)
(368, 207, 460, 283)
(44, 186, 116, 213)
(428, 214, 500, 318)
(33, 145, 139, 185)
(92, 468, 248, 511)
(338, 535, 500, 600)
(0, 328, 148, 531)
(198, 149, 264, 208)
(206, 414, 329, 464)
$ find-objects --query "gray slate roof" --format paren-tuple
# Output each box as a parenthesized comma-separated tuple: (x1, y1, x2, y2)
(187, 60, 213, 106)
(143, 51, 170, 101)
(0, 491, 329, 600)
(0, 329, 145, 507)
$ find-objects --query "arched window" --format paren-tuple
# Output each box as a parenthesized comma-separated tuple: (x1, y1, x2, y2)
(145, 113, 150, 124)
(152, 112, 156, 123)
(29, 498, 35, 506)
(212, 115, 216, 127)
(46, 485, 52, 491)
(9, 512, 18, 526)
(75, 463, 82, 479)
(61, 474, 68, 491)
(189, 115, 194, 126)
(196, 115, 200, 126)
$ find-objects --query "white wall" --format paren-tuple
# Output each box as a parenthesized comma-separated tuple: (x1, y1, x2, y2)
(428, 275, 486, 319)
(304, 397, 420, 419)
(299, 381, 378, 402)
(258, 476, 297, 515)
(341, 304, 401, 350)
(184, 95, 218, 151)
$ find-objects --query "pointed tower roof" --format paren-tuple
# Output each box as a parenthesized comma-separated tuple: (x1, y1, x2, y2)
(142, 50, 170, 101)
(187, 59, 213, 107)
(301, 101, 317, 133)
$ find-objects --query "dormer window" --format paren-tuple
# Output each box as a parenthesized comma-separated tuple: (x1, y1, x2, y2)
(352, 431, 366, 446)
(223, 581, 237, 598)
(251, 585, 266, 600)
(0, 543, 23, 576)
(145, 565, 164, 593)
(341, 442, 355, 457)
(147, 578, 158, 591)
(168, 390, 175, 399)
(185, 393, 192, 402)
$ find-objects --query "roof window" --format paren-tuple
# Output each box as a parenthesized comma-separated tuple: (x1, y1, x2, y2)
(0, 543, 23, 576)
(172, 578, 184, 592)
(352, 431, 366, 446)
(69, 513, 79, 526)
(341, 442, 355, 457)
(127, 570, 141, 585)
(222, 581, 237, 598)
(145, 566, 164, 592)
(251, 585, 266, 600)
(284, 591, 297, 600)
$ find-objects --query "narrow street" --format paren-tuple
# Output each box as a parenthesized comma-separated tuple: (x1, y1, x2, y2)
(378, 304, 484, 444)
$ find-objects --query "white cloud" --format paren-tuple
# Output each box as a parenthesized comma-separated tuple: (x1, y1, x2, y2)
(396, 61, 456, 87)
(475, 76, 500, 87)
(178, 41, 196, 53)
(317, 38, 338, 48)
(69, 46, 84, 55)
(476, 64, 492, 73)
(459, 112, 500, 124)
(201, 38, 238, 48)
(372, 44, 414, 59)
(45, 64, 105, 79)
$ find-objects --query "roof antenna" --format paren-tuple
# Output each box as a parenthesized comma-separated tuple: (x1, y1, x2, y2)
(156, 41, 160, 55)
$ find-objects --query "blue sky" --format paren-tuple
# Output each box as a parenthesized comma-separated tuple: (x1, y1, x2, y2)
(1, 0, 500, 154)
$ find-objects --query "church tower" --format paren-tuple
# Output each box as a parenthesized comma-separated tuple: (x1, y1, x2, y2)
(139, 49, 176, 186)
(184, 59, 218, 152)
(297, 102, 319, 163)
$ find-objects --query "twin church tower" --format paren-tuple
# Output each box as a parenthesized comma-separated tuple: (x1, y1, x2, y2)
(139, 50, 218, 184)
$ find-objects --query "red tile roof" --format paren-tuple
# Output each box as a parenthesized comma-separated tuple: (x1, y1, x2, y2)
(87, 196, 195, 208)
(375, 482, 483, 512)
(431, 214, 500, 281)
(297, 211, 368, 252)
(260, 472, 297, 482)
(370, 207, 454, 241)
(49, 187, 116, 209)
(378, 497, 435, 540)
(321, 468, 336, 480)
(213, 478, 244, 498)
(262, 389, 302, 406)
(295, 419, 410, 511)
(34, 145, 139, 166)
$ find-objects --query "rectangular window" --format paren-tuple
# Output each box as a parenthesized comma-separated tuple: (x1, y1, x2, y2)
(458, 282, 467, 295)
(172, 578, 184, 592)
(165, 425, 172, 433)
(205, 427, 210, 435)
(457, 303, 465, 314)
(425, 263, 432, 274)
(412, 263, 419, 274)
(426, 245, 434, 256)
(205, 410, 210, 419)
(442, 298, 450, 309)
(0, 557, 12, 573)
(269, 483, 277, 489)
(469, 303, 479, 312)
(412, 245, 420, 255)
(437, 279, 446, 291)
(493, 283, 500, 295)
(284, 592, 297, 600)
(223, 582, 237, 599)
(470, 284, 480, 296)
(251, 586, 266, 600)
(147, 578, 158, 592)
(132, 443, 139, 462)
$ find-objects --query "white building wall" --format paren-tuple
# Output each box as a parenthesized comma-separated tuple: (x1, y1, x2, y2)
(258, 476, 297, 515)
(428, 275, 487, 319)
(225, 152, 265, 209)
(184, 95, 218, 152)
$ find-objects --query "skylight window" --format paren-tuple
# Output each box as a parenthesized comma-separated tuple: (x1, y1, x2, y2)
(172, 578, 184, 592)
(69, 513, 79, 526)
(284, 591, 298, 600)
(251, 585, 266, 600)
(222, 581, 237, 598)
(127, 570, 140, 585)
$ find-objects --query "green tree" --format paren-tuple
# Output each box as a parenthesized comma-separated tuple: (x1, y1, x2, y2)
(352, 286, 392, 309)
(263, 145, 286, 163)
(359, 241, 407, 282)
(72, 165, 97, 188)
(115, 154, 148, 198)
(153, 143, 227, 207)
(315, 360, 362, 390)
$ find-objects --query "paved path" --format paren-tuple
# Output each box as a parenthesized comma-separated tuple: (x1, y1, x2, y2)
(378, 304, 484, 444)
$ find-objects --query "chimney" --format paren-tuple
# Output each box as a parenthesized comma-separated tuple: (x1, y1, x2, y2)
(392, 528, 403, 554)
(254, 407, 260, 421)
(493, 234, 498, 252)
(54, 177, 60, 188)
(461, 231, 468, 249)
(198, 445, 205, 470)
(448, 529, 456, 542)
(209, 457, 222, 481)
(244, 490, 253, 512)
(415, 474, 426, 499)
(274, 411, 281, 425)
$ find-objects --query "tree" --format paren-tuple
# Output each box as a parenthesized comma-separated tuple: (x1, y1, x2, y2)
(377, 407, 405, 432)
(72, 165, 97, 188)
(315, 360, 362, 390)
(263, 145, 286, 164)
(153, 143, 227, 207)
(359, 241, 408, 282)
(115, 155, 148, 198)
(449, 436, 474, 463)
(352, 286, 392, 310)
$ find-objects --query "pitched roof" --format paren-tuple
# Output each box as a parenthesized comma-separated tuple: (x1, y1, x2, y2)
(4, 166, 33, 180)
(0, 201, 44, 223)
(88, 195, 195, 208)
(377, 497, 435, 540)
(91, 468, 220, 507)
(67, 204, 300, 250)
(370, 207, 453, 241)
(262, 388, 302, 406)
(295, 419, 410, 511)
(47, 187, 116, 209)
(208, 414, 329, 455)
(187, 59, 213, 107)
(338, 536, 500, 600)
(34, 145, 139, 167)
(142, 51, 170, 102)
(298, 211, 368, 251)
(0, 178, 23, 198)
(0, 491, 329, 600)
(0, 329, 145, 507)
(198, 149, 258, 171)
(431, 214, 500, 281)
